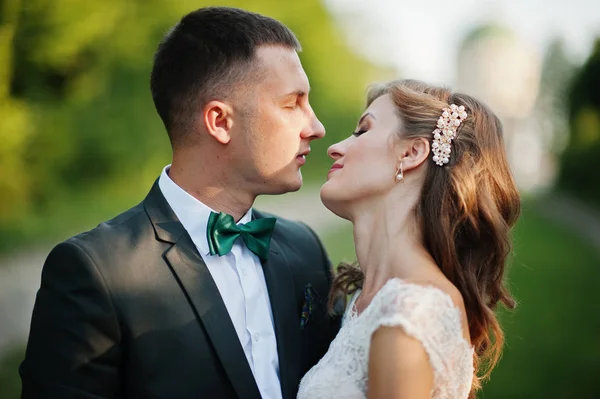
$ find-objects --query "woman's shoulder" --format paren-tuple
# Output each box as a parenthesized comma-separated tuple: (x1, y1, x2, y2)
(373, 278, 471, 344)
(377, 277, 462, 310)
(371, 278, 474, 396)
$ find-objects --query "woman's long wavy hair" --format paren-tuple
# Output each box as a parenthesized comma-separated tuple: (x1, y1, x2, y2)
(328, 79, 521, 397)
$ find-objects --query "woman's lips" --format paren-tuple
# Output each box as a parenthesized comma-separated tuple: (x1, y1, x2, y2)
(327, 164, 343, 177)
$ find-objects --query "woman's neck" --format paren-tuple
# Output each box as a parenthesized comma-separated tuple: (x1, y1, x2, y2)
(350, 195, 438, 310)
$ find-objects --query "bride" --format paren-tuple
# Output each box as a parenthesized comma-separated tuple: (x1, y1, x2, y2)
(298, 80, 520, 398)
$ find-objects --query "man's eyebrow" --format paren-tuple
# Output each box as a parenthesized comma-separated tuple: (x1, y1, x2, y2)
(285, 90, 307, 97)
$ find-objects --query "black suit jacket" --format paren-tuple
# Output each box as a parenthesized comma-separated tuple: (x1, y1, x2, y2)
(20, 182, 341, 398)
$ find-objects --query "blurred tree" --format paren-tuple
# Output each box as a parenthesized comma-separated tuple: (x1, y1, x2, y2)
(0, 0, 34, 223)
(537, 38, 575, 154)
(567, 38, 600, 147)
(0, 0, 389, 239)
(559, 38, 600, 206)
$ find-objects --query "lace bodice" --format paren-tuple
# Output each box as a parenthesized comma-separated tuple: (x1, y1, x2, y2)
(297, 278, 474, 398)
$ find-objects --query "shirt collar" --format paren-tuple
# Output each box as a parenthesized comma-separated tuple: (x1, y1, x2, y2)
(158, 165, 253, 256)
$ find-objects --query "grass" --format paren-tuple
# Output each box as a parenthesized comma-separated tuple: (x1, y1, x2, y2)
(479, 204, 600, 398)
(320, 204, 600, 399)
(0, 347, 24, 399)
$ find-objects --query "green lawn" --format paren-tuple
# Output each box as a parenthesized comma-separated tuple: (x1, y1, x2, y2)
(320, 204, 600, 399)
(0, 347, 24, 399)
(2, 204, 598, 398)
(479, 204, 600, 398)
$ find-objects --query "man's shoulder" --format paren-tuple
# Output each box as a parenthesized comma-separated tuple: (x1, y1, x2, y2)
(76, 201, 147, 237)
(59, 201, 154, 261)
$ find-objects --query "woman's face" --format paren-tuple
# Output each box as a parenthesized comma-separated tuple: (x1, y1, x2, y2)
(320, 94, 403, 218)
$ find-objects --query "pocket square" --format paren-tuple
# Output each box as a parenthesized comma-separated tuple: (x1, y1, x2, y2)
(300, 284, 316, 329)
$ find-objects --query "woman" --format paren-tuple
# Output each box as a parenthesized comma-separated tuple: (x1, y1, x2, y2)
(297, 80, 520, 398)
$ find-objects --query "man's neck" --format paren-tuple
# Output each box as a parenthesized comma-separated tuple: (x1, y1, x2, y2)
(168, 161, 255, 222)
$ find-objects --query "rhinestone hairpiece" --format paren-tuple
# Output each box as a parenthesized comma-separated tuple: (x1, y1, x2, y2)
(431, 104, 467, 166)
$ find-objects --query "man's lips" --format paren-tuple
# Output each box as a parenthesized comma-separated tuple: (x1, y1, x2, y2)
(296, 149, 310, 165)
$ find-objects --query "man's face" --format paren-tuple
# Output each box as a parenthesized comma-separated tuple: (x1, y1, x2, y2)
(229, 45, 326, 195)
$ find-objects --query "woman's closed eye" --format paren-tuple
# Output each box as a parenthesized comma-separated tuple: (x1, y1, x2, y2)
(352, 128, 368, 137)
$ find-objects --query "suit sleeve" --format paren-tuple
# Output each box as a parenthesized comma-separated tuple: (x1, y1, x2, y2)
(20, 240, 121, 398)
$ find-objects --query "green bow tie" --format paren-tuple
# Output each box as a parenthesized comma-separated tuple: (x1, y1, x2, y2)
(206, 211, 276, 261)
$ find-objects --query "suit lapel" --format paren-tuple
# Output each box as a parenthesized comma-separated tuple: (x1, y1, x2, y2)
(144, 181, 261, 399)
(255, 211, 302, 399)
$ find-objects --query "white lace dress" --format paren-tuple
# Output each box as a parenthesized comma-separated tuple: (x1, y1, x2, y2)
(297, 278, 474, 399)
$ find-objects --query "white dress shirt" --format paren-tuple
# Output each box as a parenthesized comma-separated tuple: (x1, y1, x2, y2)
(158, 165, 282, 399)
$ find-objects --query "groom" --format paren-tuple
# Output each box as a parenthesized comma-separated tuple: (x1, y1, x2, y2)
(20, 7, 340, 399)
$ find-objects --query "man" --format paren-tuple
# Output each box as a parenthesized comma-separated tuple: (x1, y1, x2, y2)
(20, 7, 340, 399)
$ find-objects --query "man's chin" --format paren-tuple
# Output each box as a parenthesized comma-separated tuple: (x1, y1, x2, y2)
(277, 178, 303, 194)
(280, 169, 303, 192)
(253, 175, 302, 196)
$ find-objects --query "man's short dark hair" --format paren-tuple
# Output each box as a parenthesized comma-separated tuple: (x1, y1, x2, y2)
(150, 7, 301, 145)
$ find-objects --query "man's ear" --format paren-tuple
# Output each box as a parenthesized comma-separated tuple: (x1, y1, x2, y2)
(397, 137, 430, 172)
(203, 100, 234, 144)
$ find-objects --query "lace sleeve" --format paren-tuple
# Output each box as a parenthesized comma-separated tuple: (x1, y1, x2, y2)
(371, 279, 474, 398)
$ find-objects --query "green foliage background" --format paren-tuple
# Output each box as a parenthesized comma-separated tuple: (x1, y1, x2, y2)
(558, 39, 600, 206)
(0, 0, 391, 249)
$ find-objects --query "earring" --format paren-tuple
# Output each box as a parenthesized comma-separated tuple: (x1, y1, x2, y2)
(395, 162, 404, 183)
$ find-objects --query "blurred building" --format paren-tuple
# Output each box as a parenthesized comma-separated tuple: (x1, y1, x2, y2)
(456, 25, 555, 193)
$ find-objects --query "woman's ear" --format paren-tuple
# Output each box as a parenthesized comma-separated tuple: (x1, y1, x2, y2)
(398, 137, 430, 172)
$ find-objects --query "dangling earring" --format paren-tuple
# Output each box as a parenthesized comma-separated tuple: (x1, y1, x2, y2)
(395, 162, 404, 183)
